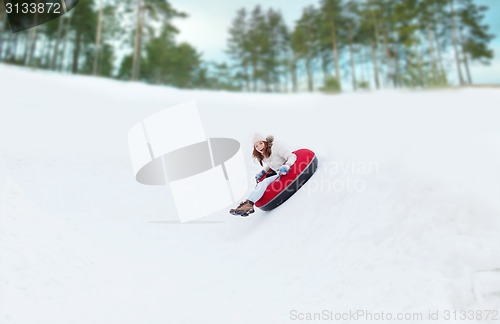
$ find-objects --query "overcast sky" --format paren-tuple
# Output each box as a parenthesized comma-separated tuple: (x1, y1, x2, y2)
(171, 0, 500, 85)
(172, 0, 310, 61)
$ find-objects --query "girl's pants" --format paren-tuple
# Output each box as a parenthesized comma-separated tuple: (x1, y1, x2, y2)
(248, 174, 279, 203)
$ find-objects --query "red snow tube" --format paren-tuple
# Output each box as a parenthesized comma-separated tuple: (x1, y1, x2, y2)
(254, 148, 318, 211)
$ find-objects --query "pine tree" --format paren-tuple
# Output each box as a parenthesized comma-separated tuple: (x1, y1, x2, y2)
(227, 8, 250, 91)
(418, 0, 449, 87)
(0, 5, 6, 60)
(130, 0, 186, 81)
(449, 0, 465, 85)
(93, 3, 120, 76)
(70, 0, 97, 74)
(292, 6, 321, 92)
(361, 0, 382, 89)
(93, 0, 105, 75)
(319, 0, 343, 85)
(457, 0, 495, 84)
(262, 9, 287, 92)
(248, 6, 265, 91)
(343, 0, 362, 90)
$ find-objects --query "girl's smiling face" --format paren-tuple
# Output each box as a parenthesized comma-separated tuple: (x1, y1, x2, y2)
(254, 140, 265, 153)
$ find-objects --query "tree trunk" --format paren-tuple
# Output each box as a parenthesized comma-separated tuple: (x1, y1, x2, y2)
(432, 28, 447, 84)
(132, 0, 143, 81)
(264, 76, 270, 92)
(251, 59, 257, 92)
(370, 40, 380, 89)
(0, 33, 3, 61)
(282, 60, 289, 93)
(457, 25, 472, 84)
(394, 47, 401, 87)
(449, 0, 465, 85)
(416, 43, 425, 87)
(0, 12, 6, 60)
(59, 14, 73, 72)
(243, 63, 250, 92)
(22, 34, 30, 62)
(72, 30, 82, 73)
(331, 23, 340, 83)
(426, 28, 439, 80)
(361, 45, 370, 86)
(321, 51, 328, 86)
(27, 5, 42, 67)
(291, 56, 298, 93)
(93, 0, 105, 76)
(263, 65, 270, 92)
(462, 52, 472, 84)
(24, 34, 31, 63)
(51, 16, 65, 69)
(371, 11, 382, 88)
(9, 33, 19, 61)
(382, 27, 395, 87)
(349, 44, 356, 90)
(26, 25, 38, 66)
(348, 27, 357, 91)
(43, 38, 51, 66)
(305, 57, 313, 92)
(274, 65, 281, 93)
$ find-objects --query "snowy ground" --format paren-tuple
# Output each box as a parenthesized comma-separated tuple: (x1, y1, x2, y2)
(1, 63, 500, 323)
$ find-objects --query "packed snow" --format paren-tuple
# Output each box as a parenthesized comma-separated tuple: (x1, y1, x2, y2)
(1, 63, 500, 323)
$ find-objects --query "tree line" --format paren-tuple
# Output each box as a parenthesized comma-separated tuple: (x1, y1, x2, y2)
(0, 0, 223, 89)
(227, 0, 495, 92)
(0, 0, 495, 92)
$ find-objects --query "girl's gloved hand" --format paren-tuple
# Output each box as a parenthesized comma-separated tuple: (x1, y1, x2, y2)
(279, 165, 290, 175)
(255, 170, 266, 182)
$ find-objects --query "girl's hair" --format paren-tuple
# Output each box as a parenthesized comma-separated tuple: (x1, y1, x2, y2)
(252, 135, 274, 166)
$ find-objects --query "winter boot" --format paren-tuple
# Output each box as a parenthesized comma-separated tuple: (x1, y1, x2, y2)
(229, 199, 255, 217)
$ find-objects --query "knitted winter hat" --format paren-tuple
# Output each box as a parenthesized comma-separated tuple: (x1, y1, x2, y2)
(252, 133, 266, 146)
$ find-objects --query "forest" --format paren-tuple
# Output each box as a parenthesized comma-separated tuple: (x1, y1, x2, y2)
(0, 0, 495, 92)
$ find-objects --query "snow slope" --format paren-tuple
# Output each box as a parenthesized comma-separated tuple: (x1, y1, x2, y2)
(1, 63, 500, 323)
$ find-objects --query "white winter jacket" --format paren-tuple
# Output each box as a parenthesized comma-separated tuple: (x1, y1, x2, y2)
(262, 139, 297, 172)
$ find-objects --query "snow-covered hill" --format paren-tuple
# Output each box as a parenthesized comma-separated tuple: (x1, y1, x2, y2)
(1, 63, 500, 323)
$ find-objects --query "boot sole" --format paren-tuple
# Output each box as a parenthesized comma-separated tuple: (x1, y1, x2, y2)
(237, 209, 254, 217)
(229, 209, 255, 217)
